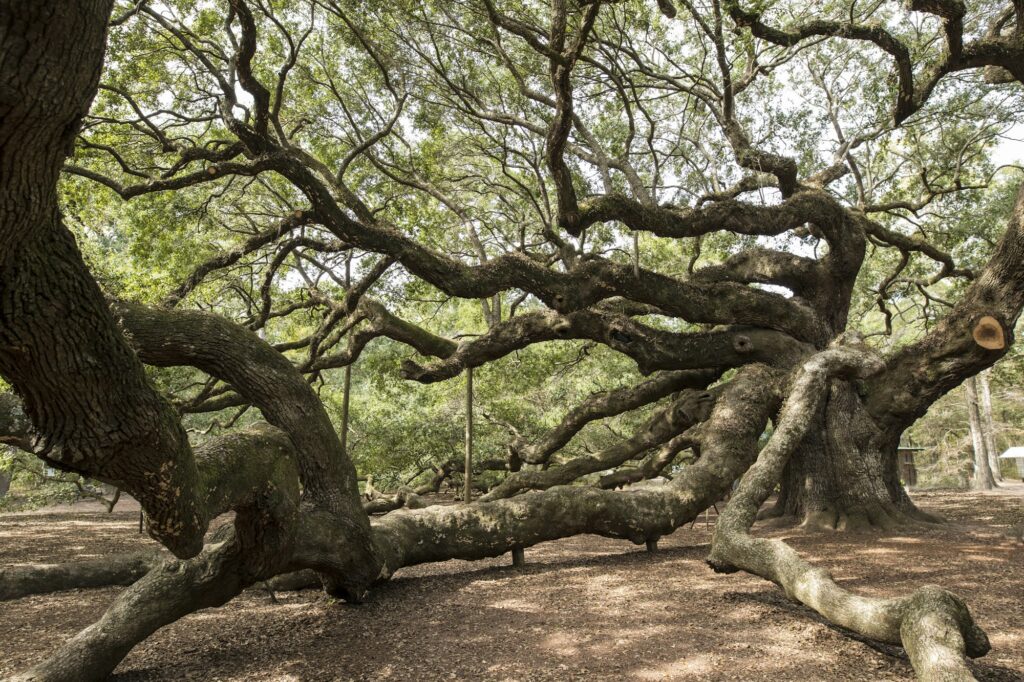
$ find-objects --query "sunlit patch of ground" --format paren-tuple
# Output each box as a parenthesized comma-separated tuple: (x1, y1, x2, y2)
(0, 488, 1021, 681)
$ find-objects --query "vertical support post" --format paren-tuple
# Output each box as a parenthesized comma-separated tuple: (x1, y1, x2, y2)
(633, 232, 640, 278)
(512, 546, 525, 567)
(340, 365, 352, 455)
(464, 365, 474, 503)
(340, 255, 352, 457)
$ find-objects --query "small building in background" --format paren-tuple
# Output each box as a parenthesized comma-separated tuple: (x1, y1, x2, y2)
(999, 447, 1024, 480)
(898, 446, 927, 488)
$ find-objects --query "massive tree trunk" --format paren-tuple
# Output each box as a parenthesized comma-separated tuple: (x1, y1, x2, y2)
(0, 0, 209, 557)
(772, 385, 927, 530)
(709, 348, 990, 682)
(770, 181, 1024, 526)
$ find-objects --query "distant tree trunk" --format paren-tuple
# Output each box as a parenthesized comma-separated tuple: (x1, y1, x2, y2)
(965, 377, 996, 491)
(978, 369, 1002, 481)
(0, 469, 10, 498)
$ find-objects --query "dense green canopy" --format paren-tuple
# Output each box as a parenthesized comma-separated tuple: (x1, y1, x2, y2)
(1, 1, 1022, 680)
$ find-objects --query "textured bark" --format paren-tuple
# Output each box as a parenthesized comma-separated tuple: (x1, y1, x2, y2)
(0, 0, 205, 557)
(481, 388, 715, 501)
(709, 346, 989, 682)
(866, 184, 1024, 436)
(0, 392, 31, 446)
(774, 386, 932, 530)
(0, 551, 162, 602)
(113, 302, 379, 596)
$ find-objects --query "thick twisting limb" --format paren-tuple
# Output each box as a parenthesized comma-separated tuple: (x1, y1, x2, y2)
(577, 189, 848, 244)
(112, 302, 381, 598)
(366, 364, 783, 575)
(480, 388, 715, 501)
(0, 423, 301, 604)
(726, 0, 1024, 123)
(514, 369, 718, 465)
(534, 0, 602, 235)
(8, 536, 253, 682)
(0, 551, 163, 602)
(707, 346, 990, 682)
(401, 307, 808, 381)
(4, 367, 773, 589)
(8, 422, 303, 682)
(692, 247, 822, 293)
(865, 184, 1024, 438)
(3, 369, 778, 681)
(599, 431, 695, 489)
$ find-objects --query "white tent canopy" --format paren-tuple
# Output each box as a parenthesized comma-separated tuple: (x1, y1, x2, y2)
(1000, 447, 1024, 479)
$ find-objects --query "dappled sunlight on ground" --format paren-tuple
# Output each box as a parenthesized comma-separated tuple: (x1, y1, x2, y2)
(0, 489, 1021, 680)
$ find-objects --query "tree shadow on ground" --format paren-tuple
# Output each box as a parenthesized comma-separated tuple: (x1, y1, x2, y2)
(730, 591, 1024, 682)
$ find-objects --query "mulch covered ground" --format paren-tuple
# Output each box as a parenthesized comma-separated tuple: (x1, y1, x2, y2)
(1, 487, 1022, 681)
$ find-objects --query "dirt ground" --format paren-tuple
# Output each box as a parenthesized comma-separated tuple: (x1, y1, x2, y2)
(1, 487, 1022, 682)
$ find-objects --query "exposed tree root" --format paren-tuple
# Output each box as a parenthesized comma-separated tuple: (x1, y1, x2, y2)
(708, 347, 990, 682)
(2, 357, 994, 682)
(1, 365, 778, 603)
(0, 550, 162, 602)
(801, 503, 943, 532)
(7, 537, 253, 682)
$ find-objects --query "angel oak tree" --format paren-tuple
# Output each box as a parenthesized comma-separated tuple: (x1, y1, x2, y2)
(1, 0, 1023, 680)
